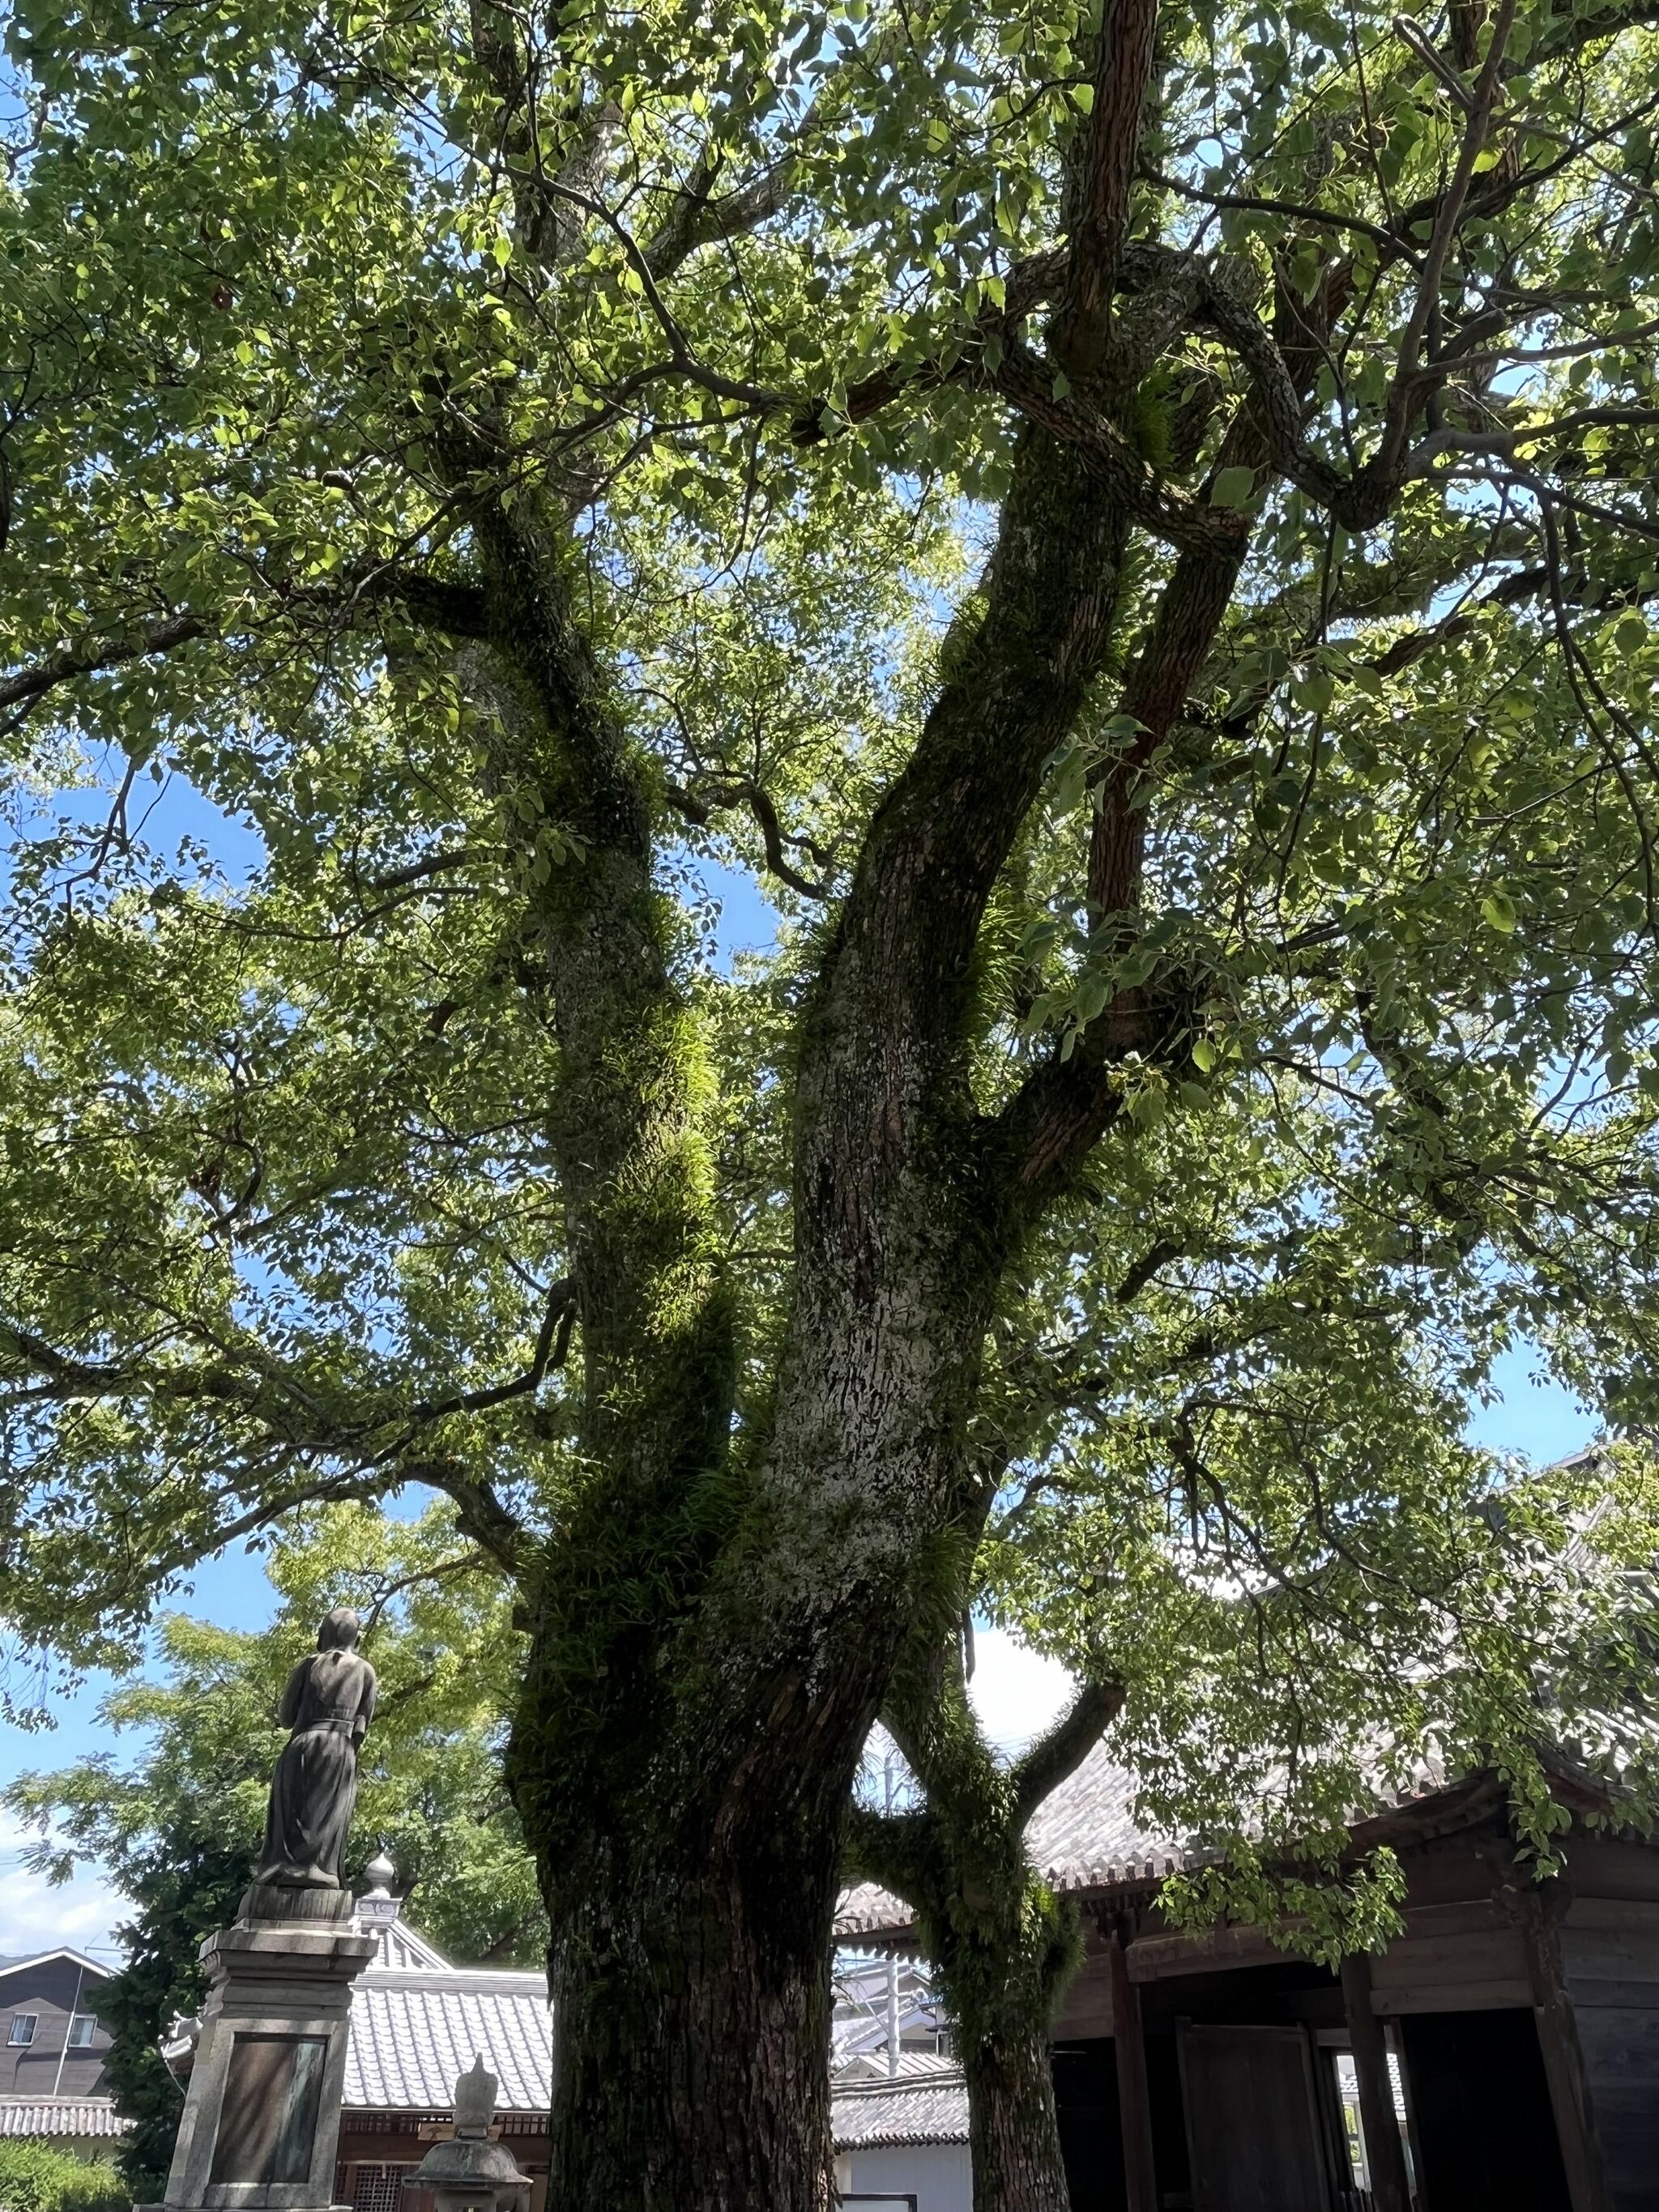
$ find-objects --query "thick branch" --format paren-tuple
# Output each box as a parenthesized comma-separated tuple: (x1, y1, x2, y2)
(1057, 0, 1163, 375)
(1114, 1237, 1185, 1304)
(642, 158, 795, 284)
(1528, 0, 1659, 65)
(0, 568, 489, 734)
(992, 337, 1247, 553)
(987, 262, 1352, 1205)
(0, 612, 205, 720)
(409, 1459, 532, 1578)
(842, 1799, 930, 1907)
(1013, 1679, 1126, 1823)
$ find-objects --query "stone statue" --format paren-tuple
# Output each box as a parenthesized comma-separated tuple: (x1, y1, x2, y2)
(253, 1607, 377, 1890)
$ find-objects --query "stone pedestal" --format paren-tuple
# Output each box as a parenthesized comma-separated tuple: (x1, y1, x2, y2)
(151, 1888, 376, 2212)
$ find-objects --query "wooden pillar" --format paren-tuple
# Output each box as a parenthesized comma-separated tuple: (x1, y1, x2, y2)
(1514, 1881, 1613, 2212)
(1107, 1919, 1157, 2212)
(1339, 1953, 1413, 2212)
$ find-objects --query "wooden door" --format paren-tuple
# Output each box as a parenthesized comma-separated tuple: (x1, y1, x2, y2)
(1178, 2023, 1333, 2212)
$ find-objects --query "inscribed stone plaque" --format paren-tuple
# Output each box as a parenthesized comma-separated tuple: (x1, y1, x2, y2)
(211, 2033, 327, 2185)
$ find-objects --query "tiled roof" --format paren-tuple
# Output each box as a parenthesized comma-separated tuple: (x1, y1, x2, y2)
(336, 1892, 554, 2115)
(0, 2099, 130, 2141)
(343, 1975, 552, 2114)
(1022, 1741, 1182, 1890)
(830, 2068, 970, 2149)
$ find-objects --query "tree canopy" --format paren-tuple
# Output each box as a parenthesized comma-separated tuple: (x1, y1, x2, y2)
(7, 0, 1659, 2194)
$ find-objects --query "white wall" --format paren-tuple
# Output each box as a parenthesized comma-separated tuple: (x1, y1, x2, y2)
(837, 2142, 973, 2212)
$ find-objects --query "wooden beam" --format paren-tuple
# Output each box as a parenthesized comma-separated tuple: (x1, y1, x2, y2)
(1339, 1953, 1413, 2212)
(1125, 1923, 1286, 1980)
(1512, 1878, 1613, 2212)
(1107, 1921, 1158, 2212)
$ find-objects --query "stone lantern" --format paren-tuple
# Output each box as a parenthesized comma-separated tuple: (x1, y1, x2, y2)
(407, 2059, 532, 2212)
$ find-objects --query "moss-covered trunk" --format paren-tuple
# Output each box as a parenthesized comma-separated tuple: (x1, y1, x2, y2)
(948, 1890, 1081, 2212)
(453, 412, 1132, 2206)
(849, 1649, 1124, 2212)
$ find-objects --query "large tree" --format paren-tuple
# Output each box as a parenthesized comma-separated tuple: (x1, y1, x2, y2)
(6, 0, 1659, 2200)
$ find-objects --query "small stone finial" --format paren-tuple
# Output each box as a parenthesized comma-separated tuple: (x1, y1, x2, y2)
(362, 1849, 397, 1897)
(453, 2055, 498, 2139)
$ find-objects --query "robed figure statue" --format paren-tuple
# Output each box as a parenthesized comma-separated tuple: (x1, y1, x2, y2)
(254, 1607, 377, 1889)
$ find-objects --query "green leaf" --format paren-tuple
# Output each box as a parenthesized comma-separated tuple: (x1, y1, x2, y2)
(1210, 465, 1257, 509)
(1481, 891, 1518, 935)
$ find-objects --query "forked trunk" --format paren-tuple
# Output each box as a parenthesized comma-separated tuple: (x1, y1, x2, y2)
(964, 2027, 1074, 2212)
(856, 1648, 1115, 2212)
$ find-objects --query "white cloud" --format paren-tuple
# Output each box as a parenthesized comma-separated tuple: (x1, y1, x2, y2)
(966, 1626, 1077, 1754)
(0, 1813, 122, 1962)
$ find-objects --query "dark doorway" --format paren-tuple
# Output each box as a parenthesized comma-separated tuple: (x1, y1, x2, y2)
(1178, 2023, 1333, 2212)
(1397, 2008, 1569, 2212)
(1052, 2040, 1128, 2212)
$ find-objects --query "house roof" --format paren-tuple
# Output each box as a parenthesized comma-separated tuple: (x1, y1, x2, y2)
(830, 2065, 970, 2149)
(0, 2099, 129, 2141)
(0, 1950, 113, 1981)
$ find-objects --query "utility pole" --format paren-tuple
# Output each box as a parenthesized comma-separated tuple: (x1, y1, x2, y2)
(50, 1961, 85, 2099)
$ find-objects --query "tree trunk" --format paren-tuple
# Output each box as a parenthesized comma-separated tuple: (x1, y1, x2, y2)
(848, 1654, 1121, 2212)
(544, 1837, 840, 2210)
(476, 408, 1132, 2209)
(965, 2027, 1074, 2212)
(518, 1546, 898, 2211)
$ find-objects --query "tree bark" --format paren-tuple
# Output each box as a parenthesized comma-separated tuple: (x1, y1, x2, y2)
(851, 1657, 1125, 2212)
(545, 1811, 843, 2210)
(964, 2024, 1074, 2212)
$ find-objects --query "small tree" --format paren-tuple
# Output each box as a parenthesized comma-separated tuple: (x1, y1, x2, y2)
(0, 2144, 129, 2212)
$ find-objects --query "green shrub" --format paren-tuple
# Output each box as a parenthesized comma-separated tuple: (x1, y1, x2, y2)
(0, 2142, 129, 2212)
